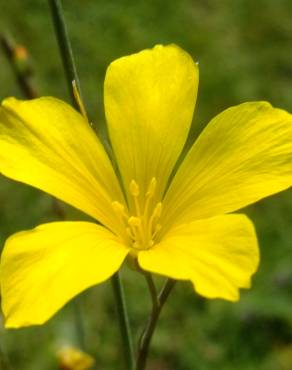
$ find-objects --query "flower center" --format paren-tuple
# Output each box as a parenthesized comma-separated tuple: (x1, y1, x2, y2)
(112, 178, 162, 250)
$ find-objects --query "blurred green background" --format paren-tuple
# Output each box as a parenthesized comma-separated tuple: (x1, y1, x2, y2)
(1, 0, 292, 369)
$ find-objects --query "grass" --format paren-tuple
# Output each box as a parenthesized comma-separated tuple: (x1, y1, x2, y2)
(1, 0, 292, 369)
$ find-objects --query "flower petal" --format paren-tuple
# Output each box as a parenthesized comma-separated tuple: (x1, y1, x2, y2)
(162, 102, 292, 228)
(0, 97, 125, 232)
(138, 214, 259, 301)
(104, 44, 198, 202)
(0, 221, 129, 327)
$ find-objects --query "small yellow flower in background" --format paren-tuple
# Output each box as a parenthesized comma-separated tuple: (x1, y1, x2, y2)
(12, 45, 32, 75)
(13, 45, 29, 61)
(1, 44, 292, 328)
(57, 345, 94, 370)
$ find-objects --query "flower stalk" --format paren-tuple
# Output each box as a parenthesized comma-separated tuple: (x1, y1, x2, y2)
(136, 278, 176, 370)
(142, 272, 159, 310)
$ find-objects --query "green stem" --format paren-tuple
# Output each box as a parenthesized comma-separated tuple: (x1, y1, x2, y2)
(48, 0, 82, 109)
(111, 272, 135, 370)
(142, 272, 159, 310)
(136, 279, 176, 370)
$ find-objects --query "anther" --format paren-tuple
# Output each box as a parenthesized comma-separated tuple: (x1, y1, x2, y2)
(129, 180, 140, 197)
(113, 179, 163, 250)
(111, 201, 127, 220)
(128, 216, 141, 227)
(152, 202, 162, 219)
(146, 177, 157, 198)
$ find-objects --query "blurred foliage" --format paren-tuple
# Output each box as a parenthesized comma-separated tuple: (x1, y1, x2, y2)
(1, 0, 292, 369)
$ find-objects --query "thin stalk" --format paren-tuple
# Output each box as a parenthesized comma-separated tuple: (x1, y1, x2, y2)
(111, 272, 135, 370)
(0, 33, 37, 99)
(136, 279, 176, 370)
(48, 0, 82, 109)
(142, 272, 159, 310)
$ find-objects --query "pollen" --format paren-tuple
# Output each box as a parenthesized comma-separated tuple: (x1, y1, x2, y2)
(112, 177, 162, 250)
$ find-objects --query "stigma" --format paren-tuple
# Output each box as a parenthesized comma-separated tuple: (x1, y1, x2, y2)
(112, 178, 162, 250)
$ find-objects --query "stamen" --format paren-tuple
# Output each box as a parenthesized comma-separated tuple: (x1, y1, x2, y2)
(129, 179, 141, 216)
(111, 201, 127, 221)
(152, 202, 162, 219)
(112, 179, 163, 251)
(146, 177, 157, 198)
(128, 216, 143, 248)
(126, 227, 136, 241)
(144, 177, 157, 222)
(128, 216, 141, 227)
(148, 202, 162, 238)
(129, 180, 140, 197)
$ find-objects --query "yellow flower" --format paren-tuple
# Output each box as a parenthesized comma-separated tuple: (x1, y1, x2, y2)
(57, 345, 94, 370)
(1, 44, 292, 328)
